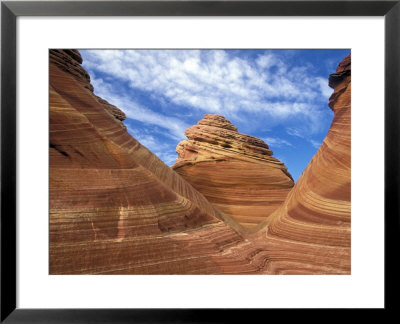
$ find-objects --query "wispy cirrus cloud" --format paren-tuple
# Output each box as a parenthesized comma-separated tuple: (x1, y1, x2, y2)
(264, 137, 293, 148)
(80, 49, 350, 180)
(309, 139, 322, 149)
(127, 126, 178, 165)
(286, 127, 305, 138)
(316, 77, 334, 99)
(82, 50, 330, 125)
(90, 75, 189, 141)
(286, 127, 323, 149)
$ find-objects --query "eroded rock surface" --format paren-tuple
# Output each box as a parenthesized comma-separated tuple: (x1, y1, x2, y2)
(259, 53, 351, 270)
(212, 54, 351, 274)
(50, 50, 351, 275)
(49, 50, 245, 274)
(172, 114, 294, 228)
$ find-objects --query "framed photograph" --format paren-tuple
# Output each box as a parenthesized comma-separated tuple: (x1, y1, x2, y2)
(1, 0, 399, 322)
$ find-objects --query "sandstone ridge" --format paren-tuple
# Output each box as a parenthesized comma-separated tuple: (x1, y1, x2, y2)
(50, 50, 351, 274)
(260, 53, 351, 265)
(50, 49, 246, 274)
(173, 114, 294, 228)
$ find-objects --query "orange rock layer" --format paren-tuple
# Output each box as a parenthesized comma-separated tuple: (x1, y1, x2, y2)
(49, 50, 351, 274)
(49, 49, 244, 274)
(172, 114, 294, 228)
(263, 53, 351, 264)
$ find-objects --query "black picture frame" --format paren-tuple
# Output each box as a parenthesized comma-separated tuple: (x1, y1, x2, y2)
(1, 0, 399, 322)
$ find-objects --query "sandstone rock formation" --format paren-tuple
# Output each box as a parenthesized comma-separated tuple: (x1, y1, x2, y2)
(212, 54, 351, 274)
(172, 114, 294, 228)
(49, 49, 245, 274)
(50, 50, 351, 275)
(261, 53, 351, 269)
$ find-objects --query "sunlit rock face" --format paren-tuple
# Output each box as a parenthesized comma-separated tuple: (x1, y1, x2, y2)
(172, 114, 294, 228)
(50, 50, 350, 275)
(49, 49, 246, 274)
(212, 54, 351, 274)
(258, 53, 351, 270)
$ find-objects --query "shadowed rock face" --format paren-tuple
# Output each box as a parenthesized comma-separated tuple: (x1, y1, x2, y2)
(172, 114, 294, 228)
(50, 50, 350, 274)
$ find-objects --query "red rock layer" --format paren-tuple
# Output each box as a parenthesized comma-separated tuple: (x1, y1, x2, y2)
(248, 53, 352, 272)
(172, 114, 294, 228)
(50, 50, 350, 275)
(210, 54, 351, 274)
(50, 49, 126, 122)
(49, 50, 246, 274)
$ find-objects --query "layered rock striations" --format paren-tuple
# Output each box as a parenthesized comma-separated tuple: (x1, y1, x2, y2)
(268, 54, 351, 244)
(256, 53, 351, 270)
(50, 50, 351, 275)
(49, 49, 245, 274)
(172, 114, 294, 228)
(210, 54, 351, 274)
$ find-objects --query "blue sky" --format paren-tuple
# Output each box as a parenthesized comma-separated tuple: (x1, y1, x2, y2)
(81, 49, 350, 182)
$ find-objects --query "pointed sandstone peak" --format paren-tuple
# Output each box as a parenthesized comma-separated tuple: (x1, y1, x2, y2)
(328, 54, 351, 88)
(198, 114, 238, 131)
(49, 49, 126, 122)
(267, 53, 351, 252)
(335, 53, 351, 73)
(172, 114, 294, 228)
(177, 114, 274, 164)
(50, 49, 350, 275)
(50, 49, 246, 274)
(328, 54, 351, 111)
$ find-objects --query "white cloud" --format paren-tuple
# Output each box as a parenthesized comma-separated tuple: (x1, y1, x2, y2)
(286, 128, 322, 149)
(90, 75, 189, 141)
(127, 126, 178, 166)
(286, 127, 304, 138)
(82, 50, 330, 126)
(127, 128, 157, 149)
(256, 54, 276, 69)
(310, 139, 322, 149)
(264, 137, 293, 148)
(316, 77, 333, 99)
